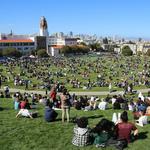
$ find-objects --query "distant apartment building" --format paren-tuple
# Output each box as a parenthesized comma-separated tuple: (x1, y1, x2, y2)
(137, 42, 150, 53)
(114, 41, 150, 54)
(65, 38, 77, 45)
(47, 36, 65, 46)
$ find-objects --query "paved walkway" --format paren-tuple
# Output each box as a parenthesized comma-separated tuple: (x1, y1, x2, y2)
(1, 88, 150, 96)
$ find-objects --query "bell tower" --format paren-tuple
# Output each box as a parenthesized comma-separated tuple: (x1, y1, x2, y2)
(39, 16, 49, 37)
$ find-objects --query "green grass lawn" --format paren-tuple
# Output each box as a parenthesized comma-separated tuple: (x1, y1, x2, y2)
(0, 98, 150, 150)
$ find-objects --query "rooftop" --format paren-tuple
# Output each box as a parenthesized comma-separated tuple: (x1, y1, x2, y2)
(0, 39, 34, 43)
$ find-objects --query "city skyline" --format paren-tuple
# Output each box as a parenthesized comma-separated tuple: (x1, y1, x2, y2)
(0, 0, 150, 38)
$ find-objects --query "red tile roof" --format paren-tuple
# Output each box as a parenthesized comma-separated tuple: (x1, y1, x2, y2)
(50, 45, 63, 48)
(0, 39, 33, 43)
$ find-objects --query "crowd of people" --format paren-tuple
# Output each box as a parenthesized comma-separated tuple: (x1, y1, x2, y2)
(1, 55, 150, 92)
(1, 55, 150, 149)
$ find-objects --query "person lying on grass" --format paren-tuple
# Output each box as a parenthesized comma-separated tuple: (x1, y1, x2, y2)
(16, 108, 38, 119)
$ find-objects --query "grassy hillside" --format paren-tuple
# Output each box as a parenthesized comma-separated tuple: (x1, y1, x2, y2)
(0, 98, 150, 150)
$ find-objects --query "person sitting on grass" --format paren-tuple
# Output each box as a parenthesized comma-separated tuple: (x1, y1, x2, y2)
(72, 117, 91, 147)
(135, 109, 148, 127)
(115, 111, 138, 143)
(4, 85, 10, 98)
(92, 118, 115, 148)
(14, 96, 20, 110)
(16, 108, 38, 119)
(84, 96, 97, 111)
(0, 92, 4, 98)
(98, 98, 108, 110)
(44, 101, 58, 122)
(137, 98, 147, 112)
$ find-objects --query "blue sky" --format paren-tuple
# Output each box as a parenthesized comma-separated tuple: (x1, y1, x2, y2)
(0, 0, 150, 37)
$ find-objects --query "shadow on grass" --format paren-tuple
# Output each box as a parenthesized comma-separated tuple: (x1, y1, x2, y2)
(110, 90, 117, 93)
(54, 115, 104, 123)
(55, 118, 62, 121)
(0, 107, 10, 111)
(0, 107, 4, 111)
(138, 131, 148, 140)
(87, 115, 103, 119)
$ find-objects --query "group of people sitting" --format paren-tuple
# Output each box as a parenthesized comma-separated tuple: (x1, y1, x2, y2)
(11, 89, 150, 127)
(13, 88, 71, 123)
(0, 85, 10, 98)
(72, 111, 138, 149)
(0, 88, 150, 150)
(14, 93, 58, 121)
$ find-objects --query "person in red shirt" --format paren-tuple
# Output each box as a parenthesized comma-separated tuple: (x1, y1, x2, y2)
(20, 98, 30, 109)
(115, 111, 138, 143)
(50, 86, 57, 102)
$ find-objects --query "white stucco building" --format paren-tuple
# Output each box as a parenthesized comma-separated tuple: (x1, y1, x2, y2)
(0, 33, 35, 52)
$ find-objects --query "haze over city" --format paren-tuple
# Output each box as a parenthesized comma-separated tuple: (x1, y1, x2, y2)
(0, 0, 150, 38)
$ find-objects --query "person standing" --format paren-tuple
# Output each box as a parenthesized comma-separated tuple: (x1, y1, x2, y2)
(60, 89, 70, 122)
(25, 80, 28, 90)
(108, 83, 112, 93)
(50, 86, 57, 102)
(4, 85, 10, 98)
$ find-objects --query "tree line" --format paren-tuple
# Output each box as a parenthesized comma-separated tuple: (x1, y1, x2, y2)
(1, 45, 150, 58)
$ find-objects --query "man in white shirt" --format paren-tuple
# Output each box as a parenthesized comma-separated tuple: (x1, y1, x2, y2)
(111, 95, 117, 105)
(98, 98, 108, 110)
(136, 110, 148, 127)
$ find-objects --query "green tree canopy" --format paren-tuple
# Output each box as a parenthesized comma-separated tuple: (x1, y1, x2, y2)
(37, 49, 49, 57)
(121, 46, 133, 56)
(60, 45, 89, 54)
(89, 43, 103, 51)
(80, 42, 87, 46)
(2, 47, 22, 58)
